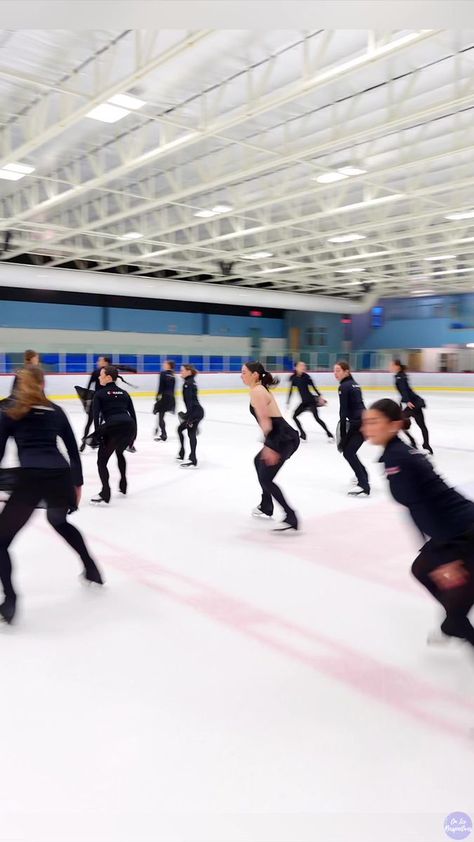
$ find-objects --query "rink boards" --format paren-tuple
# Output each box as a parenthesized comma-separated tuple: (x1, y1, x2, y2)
(2, 370, 474, 400)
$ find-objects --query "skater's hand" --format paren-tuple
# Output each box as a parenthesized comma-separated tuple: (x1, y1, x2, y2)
(75, 486, 82, 507)
(261, 446, 280, 466)
(407, 401, 415, 410)
(430, 560, 470, 590)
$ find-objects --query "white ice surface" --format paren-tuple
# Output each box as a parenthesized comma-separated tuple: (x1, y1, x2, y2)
(0, 392, 473, 842)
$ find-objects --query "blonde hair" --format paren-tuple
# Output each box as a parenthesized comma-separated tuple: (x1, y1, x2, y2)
(6, 367, 51, 420)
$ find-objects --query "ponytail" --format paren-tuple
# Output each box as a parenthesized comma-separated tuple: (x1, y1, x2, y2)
(245, 361, 280, 389)
(6, 367, 51, 420)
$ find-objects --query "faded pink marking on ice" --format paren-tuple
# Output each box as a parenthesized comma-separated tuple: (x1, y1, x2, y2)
(65, 529, 474, 745)
(240, 500, 423, 595)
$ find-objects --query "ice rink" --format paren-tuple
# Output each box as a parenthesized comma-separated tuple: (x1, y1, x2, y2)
(1, 390, 473, 842)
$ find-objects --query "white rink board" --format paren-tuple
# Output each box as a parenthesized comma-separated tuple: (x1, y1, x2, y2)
(2, 370, 474, 399)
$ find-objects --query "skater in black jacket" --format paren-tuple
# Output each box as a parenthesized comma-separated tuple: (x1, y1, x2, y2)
(176, 365, 204, 468)
(153, 360, 176, 442)
(334, 361, 370, 497)
(287, 361, 333, 442)
(0, 367, 103, 624)
(364, 398, 474, 646)
(391, 360, 432, 454)
(90, 367, 137, 504)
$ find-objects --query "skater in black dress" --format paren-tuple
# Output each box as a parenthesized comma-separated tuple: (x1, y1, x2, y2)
(153, 360, 176, 442)
(242, 361, 300, 532)
(363, 398, 474, 646)
(390, 360, 432, 454)
(177, 365, 204, 468)
(0, 367, 103, 624)
(334, 360, 370, 497)
(287, 361, 333, 442)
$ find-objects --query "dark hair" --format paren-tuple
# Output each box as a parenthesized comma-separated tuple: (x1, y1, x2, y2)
(102, 365, 119, 381)
(182, 364, 197, 376)
(165, 360, 175, 371)
(335, 360, 350, 372)
(24, 349, 38, 363)
(392, 358, 406, 372)
(6, 367, 50, 420)
(244, 361, 280, 389)
(370, 398, 411, 429)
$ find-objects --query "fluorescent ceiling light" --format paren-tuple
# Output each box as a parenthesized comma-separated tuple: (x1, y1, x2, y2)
(256, 266, 291, 275)
(445, 211, 474, 220)
(140, 249, 166, 259)
(328, 233, 366, 243)
(337, 267, 366, 273)
(119, 231, 143, 240)
(411, 289, 434, 295)
(452, 236, 474, 246)
(423, 254, 456, 261)
(430, 267, 474, 277)
(240, 251, 273, 260)
(195, 203, 233, 218)
(0, 160, 36, 180)
(4, 162, 35, 174)
(213, 226, 265, 241)
(315, 172, 348, 184)
(337, 249, 388, 261)
(466, 343, 474, 348)
(331, 193, 405, 214)
(194, 209, 216, 218)
(313, 165, 367, 184)
(86, 103, 131, 123)
(108, 93, 146, 110)
(344, 280, 363, 286)
(0, 169, 24, 181)
(212, 204, 233, 213)
(339, 166, 367, 176)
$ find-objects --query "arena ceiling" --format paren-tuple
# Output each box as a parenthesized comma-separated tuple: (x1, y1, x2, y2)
(0, 28, 474, 302)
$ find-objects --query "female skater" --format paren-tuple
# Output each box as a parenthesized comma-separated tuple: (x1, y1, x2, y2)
(242, 361, 300, 532)
(363, 398, 474, 645)
(177, 365, 204, 468)
(391, 359, 432, 455)
(0, 367, 103, 624)
(334, 360, 370, 497)
(287, 361, 334, 442)
(153, 360, 176, 441)
(90, 366, 137, 504)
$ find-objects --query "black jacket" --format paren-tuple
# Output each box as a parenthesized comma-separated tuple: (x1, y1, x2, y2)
(93, 382, 137, 430)
(181, 375, 204, 422)
(288, 372, 320, 404)
(381, 436, 474, 543)
(394, 370, 424, 407)
(157, 370, 176, 399)
(338, 374, 365, 441)
(0, 403, 83, 486)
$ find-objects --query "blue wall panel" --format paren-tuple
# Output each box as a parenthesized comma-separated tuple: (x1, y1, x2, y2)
(106, 308, 203, 334)
(208, 314, 284, 337)
(0, 301, 102, 330)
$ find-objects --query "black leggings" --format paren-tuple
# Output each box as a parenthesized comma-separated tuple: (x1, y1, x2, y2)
(254, 439, 298, 523)
(97, 421, 135, 501)
(177, 418, 202, 464)
(293, 401, 332, 438)
(156, 411, 168, 439)
(342, 426, 369, 491)
(411, 538, 474, 644)
(403, 406, 431, 450)
(0, 471, 96, 602)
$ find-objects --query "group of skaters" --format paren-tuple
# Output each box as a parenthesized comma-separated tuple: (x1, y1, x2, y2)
(0, 348, 473, 655)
